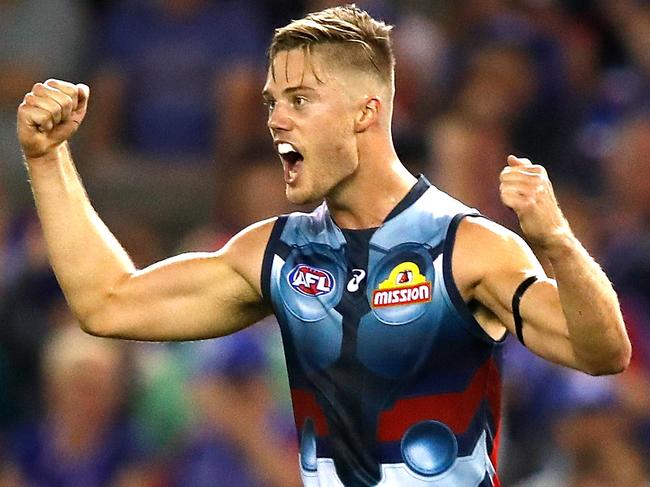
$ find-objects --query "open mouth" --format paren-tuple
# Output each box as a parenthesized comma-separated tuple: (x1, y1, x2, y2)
(277, 142, 304, 184)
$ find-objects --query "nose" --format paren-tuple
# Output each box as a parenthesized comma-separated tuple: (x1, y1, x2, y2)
(267, 101, 292, 132)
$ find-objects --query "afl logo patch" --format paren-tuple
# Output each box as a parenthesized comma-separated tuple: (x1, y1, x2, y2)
(288, 265, 335, 297)
(372, 261, 432, 308)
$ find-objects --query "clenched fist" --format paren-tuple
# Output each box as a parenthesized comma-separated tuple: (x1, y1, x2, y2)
(500, 155, 572, 250)
(17, 79, 89, 159)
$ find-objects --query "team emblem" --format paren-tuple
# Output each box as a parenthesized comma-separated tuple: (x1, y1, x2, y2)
(288, 265, 335, 297)
(372, 261, 431, 308)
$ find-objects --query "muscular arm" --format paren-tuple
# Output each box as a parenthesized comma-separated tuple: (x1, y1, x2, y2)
(18, 80, 272, 341)
(82, 223, 273, 341)
(454, 156, 631, 375)
(455, 218, 629, 374)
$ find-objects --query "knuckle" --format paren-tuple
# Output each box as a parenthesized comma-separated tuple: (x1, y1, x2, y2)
(45, 78, 68, 92)
(531, 167, 546, 178)
(51, 105, 62, 119)
(62, 94, 75, 109)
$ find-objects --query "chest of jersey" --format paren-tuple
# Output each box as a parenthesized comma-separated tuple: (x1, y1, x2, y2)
(276, 238, 444, 380)
(263, 183, 501, 487)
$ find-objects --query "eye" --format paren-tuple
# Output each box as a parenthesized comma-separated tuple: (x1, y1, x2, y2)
(293, 95, 308, 108)
(263, 99, 276, 113)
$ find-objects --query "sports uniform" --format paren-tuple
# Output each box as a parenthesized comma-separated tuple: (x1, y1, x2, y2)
(262, 177, 503, 487)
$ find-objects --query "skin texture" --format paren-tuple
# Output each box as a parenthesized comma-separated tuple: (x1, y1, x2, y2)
(264, 48, 361, 205)
(17, 46, 630, 374)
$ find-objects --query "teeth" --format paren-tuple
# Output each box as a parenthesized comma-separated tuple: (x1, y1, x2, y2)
(278, 143, 296, 155)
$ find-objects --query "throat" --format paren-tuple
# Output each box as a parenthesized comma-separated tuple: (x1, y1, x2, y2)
(326, 184, 385, 230)
(327, 174, 423, 230)
(328, 206, 385, 230)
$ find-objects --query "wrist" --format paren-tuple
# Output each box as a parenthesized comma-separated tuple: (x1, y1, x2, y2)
(537, 228, 579, 260)
(24, 143, 68, 167)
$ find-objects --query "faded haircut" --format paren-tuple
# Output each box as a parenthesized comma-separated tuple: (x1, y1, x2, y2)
(268, 4, 395, 86)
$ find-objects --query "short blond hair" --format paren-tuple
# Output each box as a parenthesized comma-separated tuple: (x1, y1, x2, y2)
(268, 4, 395, 85)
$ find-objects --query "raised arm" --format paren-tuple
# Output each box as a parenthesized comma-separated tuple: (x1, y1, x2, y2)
(453, 156, 631, 375)
(17, 79, 272, 341)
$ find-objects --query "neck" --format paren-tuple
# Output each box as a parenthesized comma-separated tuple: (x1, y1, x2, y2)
(326, 136, 417, 229)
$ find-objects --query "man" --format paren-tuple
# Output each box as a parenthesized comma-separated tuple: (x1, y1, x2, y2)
(17, 5, 630, 487)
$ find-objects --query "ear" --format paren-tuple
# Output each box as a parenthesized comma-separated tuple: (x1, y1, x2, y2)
(354, 97, 381, 133)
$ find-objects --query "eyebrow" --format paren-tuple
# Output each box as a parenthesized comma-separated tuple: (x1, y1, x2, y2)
(262, 85, 317, 99)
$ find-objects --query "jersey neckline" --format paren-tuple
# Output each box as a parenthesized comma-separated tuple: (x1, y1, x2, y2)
(329, 174, 432, 233)
(383, 174, 431, 223)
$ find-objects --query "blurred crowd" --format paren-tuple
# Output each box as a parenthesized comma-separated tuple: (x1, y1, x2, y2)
(0, 0, 649, 486)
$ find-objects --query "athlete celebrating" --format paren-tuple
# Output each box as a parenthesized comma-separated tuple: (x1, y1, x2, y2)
(17, 5, 630, 487)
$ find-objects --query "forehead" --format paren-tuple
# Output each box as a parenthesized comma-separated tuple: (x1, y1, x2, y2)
(264, 48, 335, 94)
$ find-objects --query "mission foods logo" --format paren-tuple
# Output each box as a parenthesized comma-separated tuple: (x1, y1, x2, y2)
(288, 265, 335, 297)
(372, 261, 431, 308)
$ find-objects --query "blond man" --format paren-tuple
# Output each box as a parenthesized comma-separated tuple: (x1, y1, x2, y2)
(17, 5, 630, 487)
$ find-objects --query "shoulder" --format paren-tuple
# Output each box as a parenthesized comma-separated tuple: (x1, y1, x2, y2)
(455, 215, 539, 266)
(421, 184, 477, 217)
(221, 217, 278, 261)
(456, 216, 522, 248)
(453, 216, 543, 294)
(218, 218, 278, 295)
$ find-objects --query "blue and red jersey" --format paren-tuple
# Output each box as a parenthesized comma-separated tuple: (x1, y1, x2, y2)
(262, 177, 503, 487)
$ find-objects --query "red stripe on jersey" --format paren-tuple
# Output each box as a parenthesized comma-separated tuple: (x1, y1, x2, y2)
(291, 389, 329, 436)
(487, 359, 502, 470)
(377, 358, 500, 442)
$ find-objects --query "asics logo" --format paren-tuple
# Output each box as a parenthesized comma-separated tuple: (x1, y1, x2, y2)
(347, 269, 366, 293)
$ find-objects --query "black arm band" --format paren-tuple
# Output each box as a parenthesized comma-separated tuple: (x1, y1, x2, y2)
(512, 275, 538, 346)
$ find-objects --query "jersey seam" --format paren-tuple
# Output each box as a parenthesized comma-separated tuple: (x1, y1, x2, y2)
(442, 213, 505, 345)
(260, 215, 288, 305)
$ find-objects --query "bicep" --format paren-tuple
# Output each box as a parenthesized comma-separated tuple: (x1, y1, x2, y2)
(85, 220, 275, 341)
(479, 272, 579, 367)
(462, 219, 580, 368)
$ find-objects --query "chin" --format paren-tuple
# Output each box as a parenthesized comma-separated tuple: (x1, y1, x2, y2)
(285, 184, 324, 205)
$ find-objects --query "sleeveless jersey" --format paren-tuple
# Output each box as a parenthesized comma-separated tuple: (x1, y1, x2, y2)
(262, 177, 503, 487)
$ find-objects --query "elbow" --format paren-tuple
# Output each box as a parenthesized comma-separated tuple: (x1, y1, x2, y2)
(75, 287, 127, 338)
(77, 302, 128, 339)
(584, 340, 632, 376)
(608, 342, 632, 375)
(77, 305, 115, 337)
(78, 316, 112, 338)
(586, 361, 628, 377)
